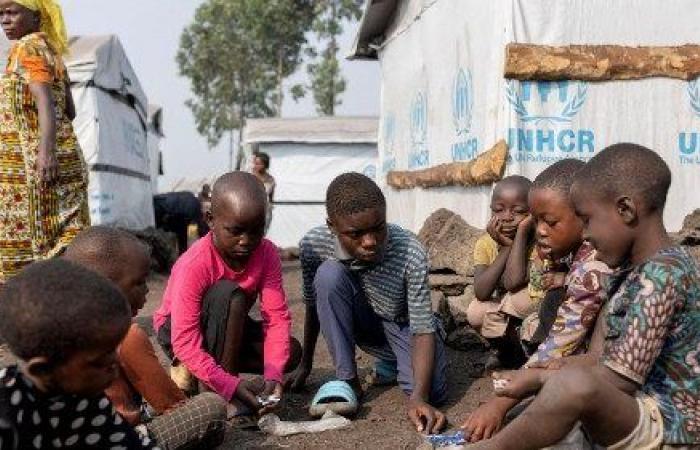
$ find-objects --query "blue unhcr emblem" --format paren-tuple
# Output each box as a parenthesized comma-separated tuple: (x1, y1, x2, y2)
(506, 80, 587, 125)
(677, 79, 700, 164)
(451, 68, 478, 161)
(409, 91, 429, 168)
(453, 69, 473, 136)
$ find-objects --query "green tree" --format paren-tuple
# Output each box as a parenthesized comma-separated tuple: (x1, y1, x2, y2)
(305, 0, 363, 116)
(177, 0, 313, 168)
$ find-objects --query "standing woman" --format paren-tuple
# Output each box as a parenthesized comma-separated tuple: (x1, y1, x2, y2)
(251, 151, 275, 234)
(0, 0, 89, 283)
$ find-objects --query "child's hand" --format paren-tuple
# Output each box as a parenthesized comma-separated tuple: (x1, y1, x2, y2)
(258, 380, 283, 415)
(492, 370, 543, 399)
(543, 272, 566, 290)
(487, 217, 513, 247)
(516, 214, 534, 236)
(528, 358, 568, 371)
(407, 397, 446, 434)
(284, 364, 311, 392)
(460, 400, 507, 442)
(234, 379, 263, 413)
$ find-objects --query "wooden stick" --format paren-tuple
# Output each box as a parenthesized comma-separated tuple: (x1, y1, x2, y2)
(386, 140, 508, 189)
(505, 43, 700, 81)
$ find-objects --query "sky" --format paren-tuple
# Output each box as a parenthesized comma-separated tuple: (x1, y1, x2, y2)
(61, 0, 381, 190)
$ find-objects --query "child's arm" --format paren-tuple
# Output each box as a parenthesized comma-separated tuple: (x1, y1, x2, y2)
(259, 243, 292, 390)
(473, 224, 512, 301)
(286, 237, 322, 390)
(119, 324, 186, 415)
(502, 215, 533, 292)
(473, 254, 510, 301)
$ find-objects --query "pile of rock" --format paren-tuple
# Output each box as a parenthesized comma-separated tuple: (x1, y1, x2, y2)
(417, 208, 486, 351)
(674, 209, 700, 263)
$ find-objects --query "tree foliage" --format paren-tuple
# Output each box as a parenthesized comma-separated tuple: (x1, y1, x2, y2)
(177, 0, 313, 151)
(304, 0, 363, 116)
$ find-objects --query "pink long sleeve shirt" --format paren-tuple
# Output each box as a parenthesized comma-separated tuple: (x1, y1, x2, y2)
(153, 233, 291, 401)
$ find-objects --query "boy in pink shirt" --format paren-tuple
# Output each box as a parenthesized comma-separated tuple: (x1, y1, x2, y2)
(154, 172, 301, 414)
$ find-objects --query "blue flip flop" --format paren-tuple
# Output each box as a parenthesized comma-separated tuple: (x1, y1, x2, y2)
(309, 380, 358, 418)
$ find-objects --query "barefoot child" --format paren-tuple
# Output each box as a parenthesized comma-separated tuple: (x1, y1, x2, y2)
(0, 260, 161, 448)
(466, 175, 553, 369)
(64, 226, 226, 449)
(471, 144, 699, 449)
(289, 172, 448, 434)
(153, 172, 301, 417)
(461, 159, 611, 443)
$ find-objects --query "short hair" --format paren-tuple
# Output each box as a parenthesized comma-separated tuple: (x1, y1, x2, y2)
(0, 259, 131, 362)
(211, 171, 267, 216)
(254, 152, 270, 169)
(532, 159, 586, 196)
(575, 143, 671, 211)
(63, 226, 149, 280)
(493, 175, 532, 200)
(326, 172, 386, 218)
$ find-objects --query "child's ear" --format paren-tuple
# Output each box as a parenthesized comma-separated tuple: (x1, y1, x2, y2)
(615, 196, 638, 225)
(25, 356, 55, 385)
(326, 217, 336, 234)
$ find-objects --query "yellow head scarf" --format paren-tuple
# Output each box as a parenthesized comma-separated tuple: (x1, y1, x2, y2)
(13, 0, 68, 55)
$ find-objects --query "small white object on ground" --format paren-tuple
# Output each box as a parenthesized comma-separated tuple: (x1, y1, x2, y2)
(493, 378, 509, 391)
(258, 410, 352, 437)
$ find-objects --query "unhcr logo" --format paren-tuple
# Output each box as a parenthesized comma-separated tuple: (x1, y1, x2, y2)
(506, 80, 595, 162)
(382, 113, 397, 173)
(451, 69, 478, 161)
(409, 91, 429, 168)
(678, 79, 700, 165)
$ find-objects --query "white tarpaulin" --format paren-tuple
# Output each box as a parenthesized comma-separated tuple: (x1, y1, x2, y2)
(67, 35, 155, 229)
(243, 117, 378, 248)
(353, 0, 700, 232)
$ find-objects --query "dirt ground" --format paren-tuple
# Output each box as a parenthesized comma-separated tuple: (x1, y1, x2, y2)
(0, 261, 492, 449)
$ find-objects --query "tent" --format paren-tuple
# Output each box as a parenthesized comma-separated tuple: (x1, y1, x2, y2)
(242, 117, 379, 248)
(66, 35, 155, 229)
(147, 104, 164, 194)
(350, 0, 700, 232)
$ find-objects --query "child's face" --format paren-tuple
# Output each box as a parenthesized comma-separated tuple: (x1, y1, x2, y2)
(529, 187, 583, 260)
(115, 247, 150, 316)
(571, 183, 633, 268)
(33, 323, 127, 397)
(328, 206, 387, 263)
(490, 184, 530, 239)
(252, 157, 266, 175)
(209, 196, 265, 265)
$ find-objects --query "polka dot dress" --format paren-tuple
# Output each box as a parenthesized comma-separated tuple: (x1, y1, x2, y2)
(0, 366, 161, 449)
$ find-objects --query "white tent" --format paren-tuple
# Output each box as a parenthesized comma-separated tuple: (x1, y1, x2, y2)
(147, 104, 164, 194)
(242, 117, 379, 248)
(351, 0, 700, 232)
(66, 35, 155, 229)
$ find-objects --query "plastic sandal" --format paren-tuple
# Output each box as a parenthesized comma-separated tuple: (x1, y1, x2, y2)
(308, 380, 359, 418)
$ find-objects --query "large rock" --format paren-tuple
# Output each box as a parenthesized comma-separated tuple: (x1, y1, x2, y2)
(418, 208, 483, 276)
(678, 209, 700, 245)
(429, 274, 471, 296)
(446, 292, 475, 325)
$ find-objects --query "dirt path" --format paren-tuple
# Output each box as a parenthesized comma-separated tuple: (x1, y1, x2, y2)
(0, 262, 492, 449)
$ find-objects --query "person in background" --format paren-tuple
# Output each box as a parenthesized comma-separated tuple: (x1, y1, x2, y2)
(0, 0, 90, 283)
(153, 191, 203, 255)
(251, 151, 275, 234)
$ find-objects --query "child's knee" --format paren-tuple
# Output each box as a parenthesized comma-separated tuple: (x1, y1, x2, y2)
(546, 367, 599, 407)
(286, 337, 303, 372)
(313, 260, 352, 293)
(466, 300, 494, 330)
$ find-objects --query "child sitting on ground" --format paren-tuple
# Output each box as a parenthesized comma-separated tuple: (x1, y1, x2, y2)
(461, 159, 611, 443)
(0, 259, 161, 448)
(63, 226, 226, 449)
(469, 143, 699, 449)
(153, 172, 301, 419)
(467, 175, 560, 368)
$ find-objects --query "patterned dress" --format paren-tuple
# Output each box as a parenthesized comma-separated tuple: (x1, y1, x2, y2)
(0, 32, 89, 283)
